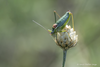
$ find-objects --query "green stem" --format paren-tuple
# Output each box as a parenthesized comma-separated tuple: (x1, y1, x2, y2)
(62, 50, 67, 67)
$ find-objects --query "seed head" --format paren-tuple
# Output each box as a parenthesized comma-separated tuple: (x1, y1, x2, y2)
(55, 25, 78, 50)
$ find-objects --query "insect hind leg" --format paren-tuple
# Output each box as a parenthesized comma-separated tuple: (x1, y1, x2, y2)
(54, 10, 61, 23)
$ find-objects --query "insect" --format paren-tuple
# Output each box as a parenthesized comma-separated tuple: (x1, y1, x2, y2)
(48, 10, 74, 36)
(33, 10, 75, 67)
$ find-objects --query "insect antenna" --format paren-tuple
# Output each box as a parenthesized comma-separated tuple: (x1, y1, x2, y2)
(32, 20, 53, 36)
(32, 20, 55, 40)
(32, 20, 47, 31)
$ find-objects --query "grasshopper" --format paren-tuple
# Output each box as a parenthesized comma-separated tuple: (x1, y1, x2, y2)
(33, 10, 75, 67)
(48, 10, 74, 36)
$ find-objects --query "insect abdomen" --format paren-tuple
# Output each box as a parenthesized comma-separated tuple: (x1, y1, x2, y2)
(56, 12, 70, 29)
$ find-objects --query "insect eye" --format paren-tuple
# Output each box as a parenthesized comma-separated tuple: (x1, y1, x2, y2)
(52, 24, 57, 28)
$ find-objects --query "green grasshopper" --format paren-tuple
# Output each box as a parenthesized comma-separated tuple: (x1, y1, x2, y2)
(33, 10, 74, 67)
(48, 10, 74, 35)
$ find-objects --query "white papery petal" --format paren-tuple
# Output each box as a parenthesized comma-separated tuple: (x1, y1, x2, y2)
(66, 25, 69, 28)
(64, 32, 69, 38)
(73, 31, 76, 35)
(70, 28, 74, 33)
(68, 25, 71, 29)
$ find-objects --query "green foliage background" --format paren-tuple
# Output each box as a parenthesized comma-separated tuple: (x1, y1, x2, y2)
(0, 0, 100, 67)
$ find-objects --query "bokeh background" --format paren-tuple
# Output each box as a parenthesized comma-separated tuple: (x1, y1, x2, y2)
(0, 0, 100, 67)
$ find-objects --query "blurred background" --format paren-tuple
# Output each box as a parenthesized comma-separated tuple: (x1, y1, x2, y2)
(0, 0, 100, 67)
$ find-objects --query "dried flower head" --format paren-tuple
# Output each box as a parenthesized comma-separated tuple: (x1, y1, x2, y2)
(54, 25, 78, 50)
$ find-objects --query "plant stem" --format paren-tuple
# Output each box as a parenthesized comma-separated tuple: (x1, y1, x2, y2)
(62, 50, 67, 67)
